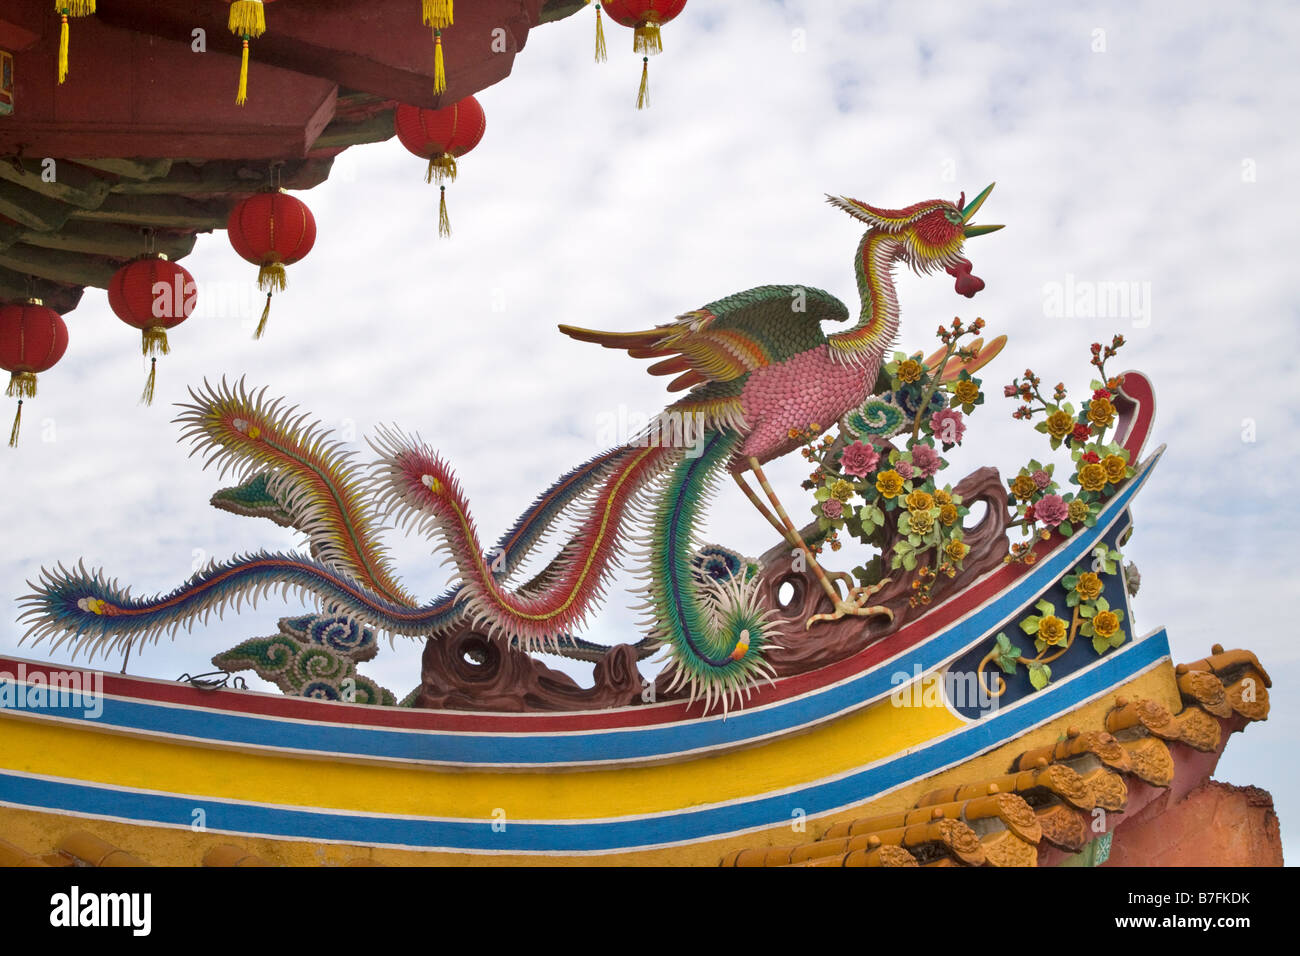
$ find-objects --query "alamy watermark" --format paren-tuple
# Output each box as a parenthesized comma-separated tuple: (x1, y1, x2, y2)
(595, 405, 707, 458)
(0, 663, 103, 719)
(1043, 273, 1151, 328)
(890, 664, 998, 715)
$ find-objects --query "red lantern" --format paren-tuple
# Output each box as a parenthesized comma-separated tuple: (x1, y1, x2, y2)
(108, 255, 197, 406)
(227, 1, 278, 105)
(601, 0, 687, 109)
(395, 96, 486, 238)
(0, 299, 68, 447)
(227, 189, 317, 338)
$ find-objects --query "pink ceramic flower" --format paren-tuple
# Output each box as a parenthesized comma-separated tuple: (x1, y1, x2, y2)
(822, 498, 844, 520)
(894, 460, 915, 480)
(839, 441, 879, 479)
(930, 408, 966, 445)
(910, 443, 943, 478)
(1035, 493, 1069, 527)
(1032, 469, 1051, 490)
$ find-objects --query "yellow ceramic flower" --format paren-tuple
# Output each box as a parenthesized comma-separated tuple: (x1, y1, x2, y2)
(875, 469, 904, 499)
(831, 479, 854, 502)
(939, 503, 959, 526)
(1067, 499, 1089, 524)
(952, 380, 980, 405)
(1046, 410, 1075, 440)
(1038, 615, 1068, 646)
(1079, 462, 1107, 492)
(1093, 609, 1120, 640)
(908, 510, 935, 536)
(1087, 397, 1116, 428)
(933, 488, 952, 506)
(897, 359, 923, 383)
(1011, 474, 1038, 500)
(1102, 454, 1127, 483)
(1074, 571, 1103, 602)
(944, 539, 969, 562)
(905, 490, 934, 513)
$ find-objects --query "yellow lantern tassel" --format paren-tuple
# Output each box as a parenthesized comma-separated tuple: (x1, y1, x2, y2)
(422, 0, 454, 29)
(433, 29, 447, 95)
(634, 18, 663, 55)
(637, 56, 650, 110)
(594, 4, 607, 63)
(236, 38, 251, 105)
(254, 292, 273, 339)
(257, 261, 287, 292)
(141, 327, 171, 357)
(66, 0, 96, 14)
(57, 15, 69, 83)
(140, 358, 157, 407)
(425, 153, 458, 184)
(9, 399, 22, 448)
(228, 0, 267, 38)
(6, 370, 38, 399)
(439, 186, 451, 238)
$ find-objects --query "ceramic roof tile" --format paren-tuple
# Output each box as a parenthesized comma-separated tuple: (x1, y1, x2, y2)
(0, 838, 51, 867)
(1034, 802, 1091, 852)
(1174, 705, 1223, 753)
(56, 831, 151, 867)
(918, 763, 1095, 812)
(1077, 765, 1128, 812)
(1223, 673, 1269, 722)
(202, 845, 271, 867)
(1176, 668, 1233, 717)
(1015, 727, 1132, 773)
(1179, 646, 1272, 688)
(1118, 736, 1175, 788)
(978, 829, 1039, 868)
(1104, 697, 1180, 740)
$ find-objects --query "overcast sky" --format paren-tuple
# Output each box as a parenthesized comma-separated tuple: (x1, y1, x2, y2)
(1, 1, 1295, 862)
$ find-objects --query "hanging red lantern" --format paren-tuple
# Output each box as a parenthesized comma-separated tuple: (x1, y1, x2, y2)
(227, 0, 278, 105)
(227, 189, 317, 338)
(54, 1, 96, 85)
(601, 0, 687, 109)
(395, 96, 486, 238)
(420, 1, 453, 95)
(0, 299, 68, 447)
(108, 255, 197, 406)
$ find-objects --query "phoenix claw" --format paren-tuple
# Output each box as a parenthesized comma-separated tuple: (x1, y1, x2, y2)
(805, 578, 895, 629)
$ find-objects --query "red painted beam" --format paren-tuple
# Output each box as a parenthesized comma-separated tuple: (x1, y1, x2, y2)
(0, 15, 338, 159)
(90, 0, 532, 109)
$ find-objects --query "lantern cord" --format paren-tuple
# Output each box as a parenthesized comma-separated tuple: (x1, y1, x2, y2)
(58, 15, 70, 84)
(439, 186, 451, 238)
(8, 399, 21, 449)
(637, 57, 650, 110)
(141, 358, 157, 407)
(255, 292, 273, 340)
(433, 29, 447, 96)
(594, 4, 607, 63)
(236, 38, 251, 106)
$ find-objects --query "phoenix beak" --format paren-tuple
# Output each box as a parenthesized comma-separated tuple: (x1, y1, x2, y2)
(961, 182, 1003, 237)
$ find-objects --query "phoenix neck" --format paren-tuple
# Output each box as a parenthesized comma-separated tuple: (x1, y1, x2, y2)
(828, 230, 901, 365)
